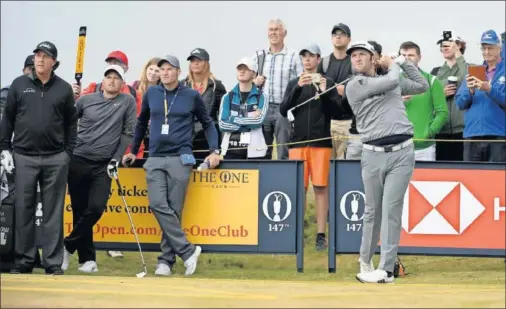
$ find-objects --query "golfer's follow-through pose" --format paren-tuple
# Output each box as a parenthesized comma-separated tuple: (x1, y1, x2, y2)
(345, 41, 429, 283)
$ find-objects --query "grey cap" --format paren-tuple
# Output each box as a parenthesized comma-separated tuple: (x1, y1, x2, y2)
(299, 44, 321, 56)
(157, 55, 180, 69)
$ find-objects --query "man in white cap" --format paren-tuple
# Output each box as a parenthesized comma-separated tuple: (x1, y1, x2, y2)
(218, 57, 269, 159)
(0, 41, 77, 275)
(61, 65, 137, 273)
(345, 41, 428, 283)
(123, 54, 220, 276)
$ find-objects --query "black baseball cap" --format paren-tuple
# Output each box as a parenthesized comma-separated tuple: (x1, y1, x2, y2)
(332, 23, 351, 36)
(24, 54, 34, 69)
(33, 41, 58, 59)
(187, 48, 210, 61)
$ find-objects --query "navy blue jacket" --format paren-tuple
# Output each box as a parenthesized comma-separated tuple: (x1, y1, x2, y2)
(131, 83, 219, 157)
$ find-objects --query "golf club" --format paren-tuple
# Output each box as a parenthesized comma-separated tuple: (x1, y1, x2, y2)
(113, 171, 147, 278)
(287, 77, 351, 122)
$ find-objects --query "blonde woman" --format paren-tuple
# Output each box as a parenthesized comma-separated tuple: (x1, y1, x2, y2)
(128, 57, 161, 159)
(181, 48, 226, 160)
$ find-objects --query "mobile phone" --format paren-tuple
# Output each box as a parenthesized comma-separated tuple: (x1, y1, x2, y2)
(443, 31, 452, 41)
(468, 65, 487, 81)
(311, 73, 321, 84)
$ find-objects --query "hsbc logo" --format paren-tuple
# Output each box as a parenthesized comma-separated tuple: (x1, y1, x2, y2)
(402, 181, 486, 235)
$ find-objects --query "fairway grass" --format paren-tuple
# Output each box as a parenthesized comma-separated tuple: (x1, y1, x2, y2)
(1, 174, 504, 307)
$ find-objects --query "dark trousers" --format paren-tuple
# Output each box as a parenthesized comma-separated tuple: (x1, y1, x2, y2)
(464, 136, 506, 162)
(65, 155, 111, 263)
(13, 151, 69, 269)
(435, 132, 464, 161)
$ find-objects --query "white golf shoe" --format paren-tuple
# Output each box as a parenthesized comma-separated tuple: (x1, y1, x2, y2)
(154, 263, 172, 276)
(78, 261, 98, 273)
(184, 246, 202, 276)
(61, 248, 72, 271)
(358, 257, 375, 274)
(356, 269, 394, 284)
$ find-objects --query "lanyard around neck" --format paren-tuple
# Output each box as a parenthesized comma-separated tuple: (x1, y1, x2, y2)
(164, 87, 180, 124)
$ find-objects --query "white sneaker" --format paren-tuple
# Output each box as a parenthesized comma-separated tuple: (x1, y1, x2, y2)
(154, 263, 172, 276)
(78, 261, 98, 273)
(356, 269, 394, 284)
(184, 246, 201, 276)
(107, 251, 124, 258)
(359, 257, 375, 273)
(61, 248, 72, 271)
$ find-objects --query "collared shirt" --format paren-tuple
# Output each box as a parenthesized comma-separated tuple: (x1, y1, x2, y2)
(486, 66, 496, 82)
(252, 46, 303, 104)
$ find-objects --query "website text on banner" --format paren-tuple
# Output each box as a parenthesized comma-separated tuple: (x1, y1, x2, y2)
(328, 161, 505, 272)
(64, 169, 259, 245)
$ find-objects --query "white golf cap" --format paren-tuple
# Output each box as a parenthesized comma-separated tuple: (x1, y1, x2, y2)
(236, 57, 257, 72)
(346, 41, 376, 56)
(104, 64, 125, 80)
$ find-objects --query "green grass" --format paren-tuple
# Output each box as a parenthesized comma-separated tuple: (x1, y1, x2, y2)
(58, 187, 505, 286)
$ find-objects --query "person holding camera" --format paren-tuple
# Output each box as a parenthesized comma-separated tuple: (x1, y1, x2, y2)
(123, 55, 220, 276)
(345, 41, 428, 283)
(430, 32, 468, 161)
(218, 57, 269, 159)
(455, 30, 505, 162)
(280, 44, 341, 251)
(0, 41, 78, 275)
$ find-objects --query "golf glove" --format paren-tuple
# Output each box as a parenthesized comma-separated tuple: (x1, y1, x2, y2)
(0, 150, 14, 174)
(107, 159, 119, 179)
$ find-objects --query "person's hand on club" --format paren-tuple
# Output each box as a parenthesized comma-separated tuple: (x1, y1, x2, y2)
(204, 153, 221, 169)
(122, 153, 136, 166)
(378, 55, 393, 70)
(254, 75, 266, 87)
(107, 159, 119, 179)
(336, 84, 345, 96)
(0, 150, 14, 174)
(298, 73, 313, 87)
(71, 83, 81, 97)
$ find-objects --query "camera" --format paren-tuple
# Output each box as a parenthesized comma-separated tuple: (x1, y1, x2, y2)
(443, 31, 452, 41)
(311, 73, 321, 84)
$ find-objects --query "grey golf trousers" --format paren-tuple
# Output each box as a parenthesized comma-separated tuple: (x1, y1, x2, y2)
(13, 151, 69, 268)
(143, 156, 196, 265)
(359, 143, 415, 273)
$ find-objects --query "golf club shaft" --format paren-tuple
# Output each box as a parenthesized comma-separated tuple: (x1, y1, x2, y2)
(114, 176, 147, 268)
(290, 77, 351, 111)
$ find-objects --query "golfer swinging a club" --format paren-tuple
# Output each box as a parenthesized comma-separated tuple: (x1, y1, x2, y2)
(345, 41, 428, 283)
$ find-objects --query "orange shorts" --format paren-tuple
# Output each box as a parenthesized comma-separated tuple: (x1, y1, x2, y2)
(289, 147, 332, 188)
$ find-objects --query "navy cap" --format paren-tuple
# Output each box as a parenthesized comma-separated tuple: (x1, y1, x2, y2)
(187, 48, 210, 61)
(480, 29, 500, 45)
(332, 23, 351, 36)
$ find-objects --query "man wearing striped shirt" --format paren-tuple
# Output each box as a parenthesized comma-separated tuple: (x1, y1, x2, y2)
(253, 18, 303, 159)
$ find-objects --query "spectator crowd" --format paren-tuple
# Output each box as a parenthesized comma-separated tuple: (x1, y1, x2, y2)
(0, 19, 504, 278)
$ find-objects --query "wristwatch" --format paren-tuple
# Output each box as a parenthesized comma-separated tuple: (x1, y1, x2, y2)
(211, 149, 220, 155)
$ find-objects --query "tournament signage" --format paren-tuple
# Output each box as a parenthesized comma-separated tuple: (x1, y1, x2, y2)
(328, 160, 505, 273)
(63, 160, 305, 272)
